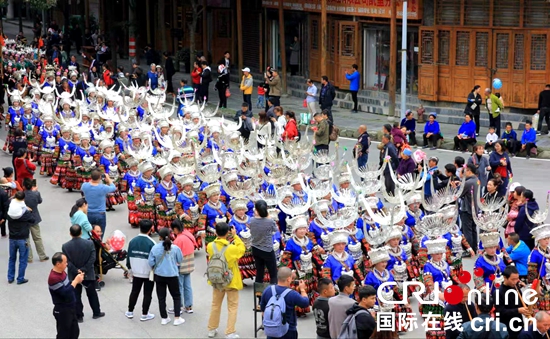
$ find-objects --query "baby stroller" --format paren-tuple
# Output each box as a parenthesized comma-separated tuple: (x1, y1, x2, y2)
(90, 230, 129, 288)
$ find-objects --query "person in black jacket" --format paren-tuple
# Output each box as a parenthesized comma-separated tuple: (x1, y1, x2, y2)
(380, 133, 399, 195)
(215, 63, 230, 108)
(344, 285, 376, 339)
(23, 178, 48, 263)
(199, 61, 212, 104)
(163, 52, 175, 94)
(0, 183, 9, 238)
(319, 76, 336, 124)
(494, 266, 530, 339)
(444, 284, 478, 339)
(7, 191, 36, 284)
(465, 85, 483, 135)
(62, 225, 105, 322)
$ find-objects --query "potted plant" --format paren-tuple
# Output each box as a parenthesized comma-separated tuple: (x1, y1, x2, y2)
(177, 48, 191, 73)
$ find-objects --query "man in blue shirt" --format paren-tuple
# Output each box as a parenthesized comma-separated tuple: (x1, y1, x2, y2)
(505, 232, 530, 280)
(454, 114, 477, 152)
(400, 109, 417, 146)
(521, 120, 537, 159)
(80, 170, 116, 239)
(260, 267, 309, 339)
(345, 64, 360, 113)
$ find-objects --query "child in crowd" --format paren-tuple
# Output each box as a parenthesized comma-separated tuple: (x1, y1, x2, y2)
(485, 126, 499, 153)
(312, 278, 335, 339)
(501, 122, 519, 156)
(256, 84, 265, 109)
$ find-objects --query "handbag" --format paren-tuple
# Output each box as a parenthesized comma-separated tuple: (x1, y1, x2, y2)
(149, 250, 167, 281)
(23, 159, 35, 175)
(303, 99, 307, 107)
(225, 88, 231, 98)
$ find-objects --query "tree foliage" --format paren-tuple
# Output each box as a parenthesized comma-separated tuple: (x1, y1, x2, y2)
(28, 0, 58, 10)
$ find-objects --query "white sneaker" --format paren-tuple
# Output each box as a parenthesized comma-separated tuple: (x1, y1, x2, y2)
(125, 311, 134, 319)
(184, 307, 194, 314)
(140, 313, 155, 321)
(208, 329, 218, 338)
(161, 317, 171, 325)
(167, 308, 175, 314)
(225, 333, 240, 338)
(173, 318, 185, 326)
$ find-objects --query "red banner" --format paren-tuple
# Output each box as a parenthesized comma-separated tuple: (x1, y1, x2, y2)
(261, 0, 421, 20)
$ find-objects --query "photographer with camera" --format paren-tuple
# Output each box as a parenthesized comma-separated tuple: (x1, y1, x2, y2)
(80, 170, 116, 240)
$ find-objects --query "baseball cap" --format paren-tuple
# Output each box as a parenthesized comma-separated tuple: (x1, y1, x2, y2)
(242, 67, 250, 72)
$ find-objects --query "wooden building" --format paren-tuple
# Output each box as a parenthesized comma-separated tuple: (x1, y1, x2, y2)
(418, 0, 550, 109)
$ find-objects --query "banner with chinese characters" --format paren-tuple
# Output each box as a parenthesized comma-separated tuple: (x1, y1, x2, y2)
(261, 0, 421, 20)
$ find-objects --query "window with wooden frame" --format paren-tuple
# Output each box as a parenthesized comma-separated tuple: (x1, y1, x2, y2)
(524, 0, 550, 28)
(495, 33, 510, 69)
(421, 30, 434, 65)
(475, 32, 489, 68)
(341, 25, 355, 57)
(530, 34, 547, 71)
(311, 20, 319, 50)
(493, 0, 521, 27)
(438, 30, 450, 66)
(456, 31, 470, 66)
(464, 0, 490, 27)
(513, 34, 524, 70)
(436, 0, 460, 26)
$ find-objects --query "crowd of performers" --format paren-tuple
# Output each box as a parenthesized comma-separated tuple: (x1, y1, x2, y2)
(4, 40, 550, 339)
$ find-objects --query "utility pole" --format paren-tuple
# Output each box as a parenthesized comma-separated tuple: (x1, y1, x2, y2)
(388, 0, 397, 122)
(400, 0, 408, 121)
(320, 0, 327, 78)
(278, 0, 287, 94)
(18, 0, 23, 32)
(236, 0, 243, 73)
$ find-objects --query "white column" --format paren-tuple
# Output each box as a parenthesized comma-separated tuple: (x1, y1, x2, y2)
(6, 0, 15, 19)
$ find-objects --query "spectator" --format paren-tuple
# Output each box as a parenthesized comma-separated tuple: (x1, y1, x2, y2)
(485, 126, 499, 153)
(23, 178, 47, 263)
(468, 145, 491, 190)
(454, 114, 477, 152)
(397, 149, 416, 177)
(319, 76, 336, 123)
(200, 61, 212, 103)
(484, 177, 502, 204)
(515, 189, 539, 250)
(206, 222, 245, 338)
(400, 110, 417, 146)
(0, 181, 9, 238)
(125, 219, 156, 322)
(240, 67, 253, 111)
(257, 84, 266, 109)
(289, 37, 300, 75)
(505, 233, 529, 280)
(342, 285, 377, 339)
(80, 170, 116, 239)
(465, 85, 483, 136)
(506, 185, 525, 236)
(380, 133, 399, 194)
(459, 293, 507, 339)
(521, 120, 537, 159)
(147, 63, 158, 90)
(48, 252, 84, 339)
(4, 167, 23, 194)
(238, 110, 254, 142)
(148, 227, 184, 326)
(274, 106, 286, 137)
(250, 200, 279, 284)
(234, 102, 253, 122)
(460, 164, 480, 253)
(130, 62, 144, 87)
(256, 111, 272, 148)
(14, 148, 35, 188)
(485, 88, 504, 137)
(354, 125, 370, 169)
(163, 52, 175, 94)
(11, 129, 27, 175)
(191, 61, 202, 92)
(282, 111, 298, 141)
(518, 310, 550, 339)
(345, 64, 360, 113)
(423, 112, 441, 149)
(7, 191, 35, 284)
(61, 225, 105, 321)
(69, 198, 93, 240)
(391, 122, 407, 149)
(501, 122, 519, 156)
(305, 79, 318, 116)
(489, 141, 513, 197)
(215, 63, 230, 108)
(536, 84, 550, 135)
(265, 69, 281, 107)
(444, 284, 478, 339)
(328, 275, 356, 339)
(260, 267, 310, 339)
(171, 219, 197, 314)
(102, 63, 114, 87)
(493, 266, 528, 339)
(312, 112, 330, 153)
(312, 278, 335, 339)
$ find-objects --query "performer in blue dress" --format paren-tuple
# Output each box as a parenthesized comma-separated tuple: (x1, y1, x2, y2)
(120, 158, 140, 227)
(155, 165, 178, 231)
(228, 198, 255, 281)
(200, 183, 230, 247)
(527, 224, 550, 311)
(321, 229, 362, 284)
(176, 174, 202, 244)
(135, 161, 158, 232)
(473, 232, 506, 293)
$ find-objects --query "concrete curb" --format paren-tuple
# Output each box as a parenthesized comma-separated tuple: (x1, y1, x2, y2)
(3, 19, 34, 30)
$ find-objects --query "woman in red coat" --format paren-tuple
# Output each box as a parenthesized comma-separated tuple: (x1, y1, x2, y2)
(191, 61, 202, 91)
(14, 148, 36, 188)
(282, 111, 298, 141)
(102, 64, 114, 87)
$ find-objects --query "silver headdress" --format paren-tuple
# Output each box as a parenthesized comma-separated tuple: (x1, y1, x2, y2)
(530, 224, 550, 242)
(479, 232, 501, 249)
(424, 238, 448, 255)
(368, 247, 391, 265)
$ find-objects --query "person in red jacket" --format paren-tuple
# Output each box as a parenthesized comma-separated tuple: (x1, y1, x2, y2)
(191, 61, 202, 91)
(14, 148, 36, 188)
(102, 64, 114, 87)
(282, 111, 298, 141)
